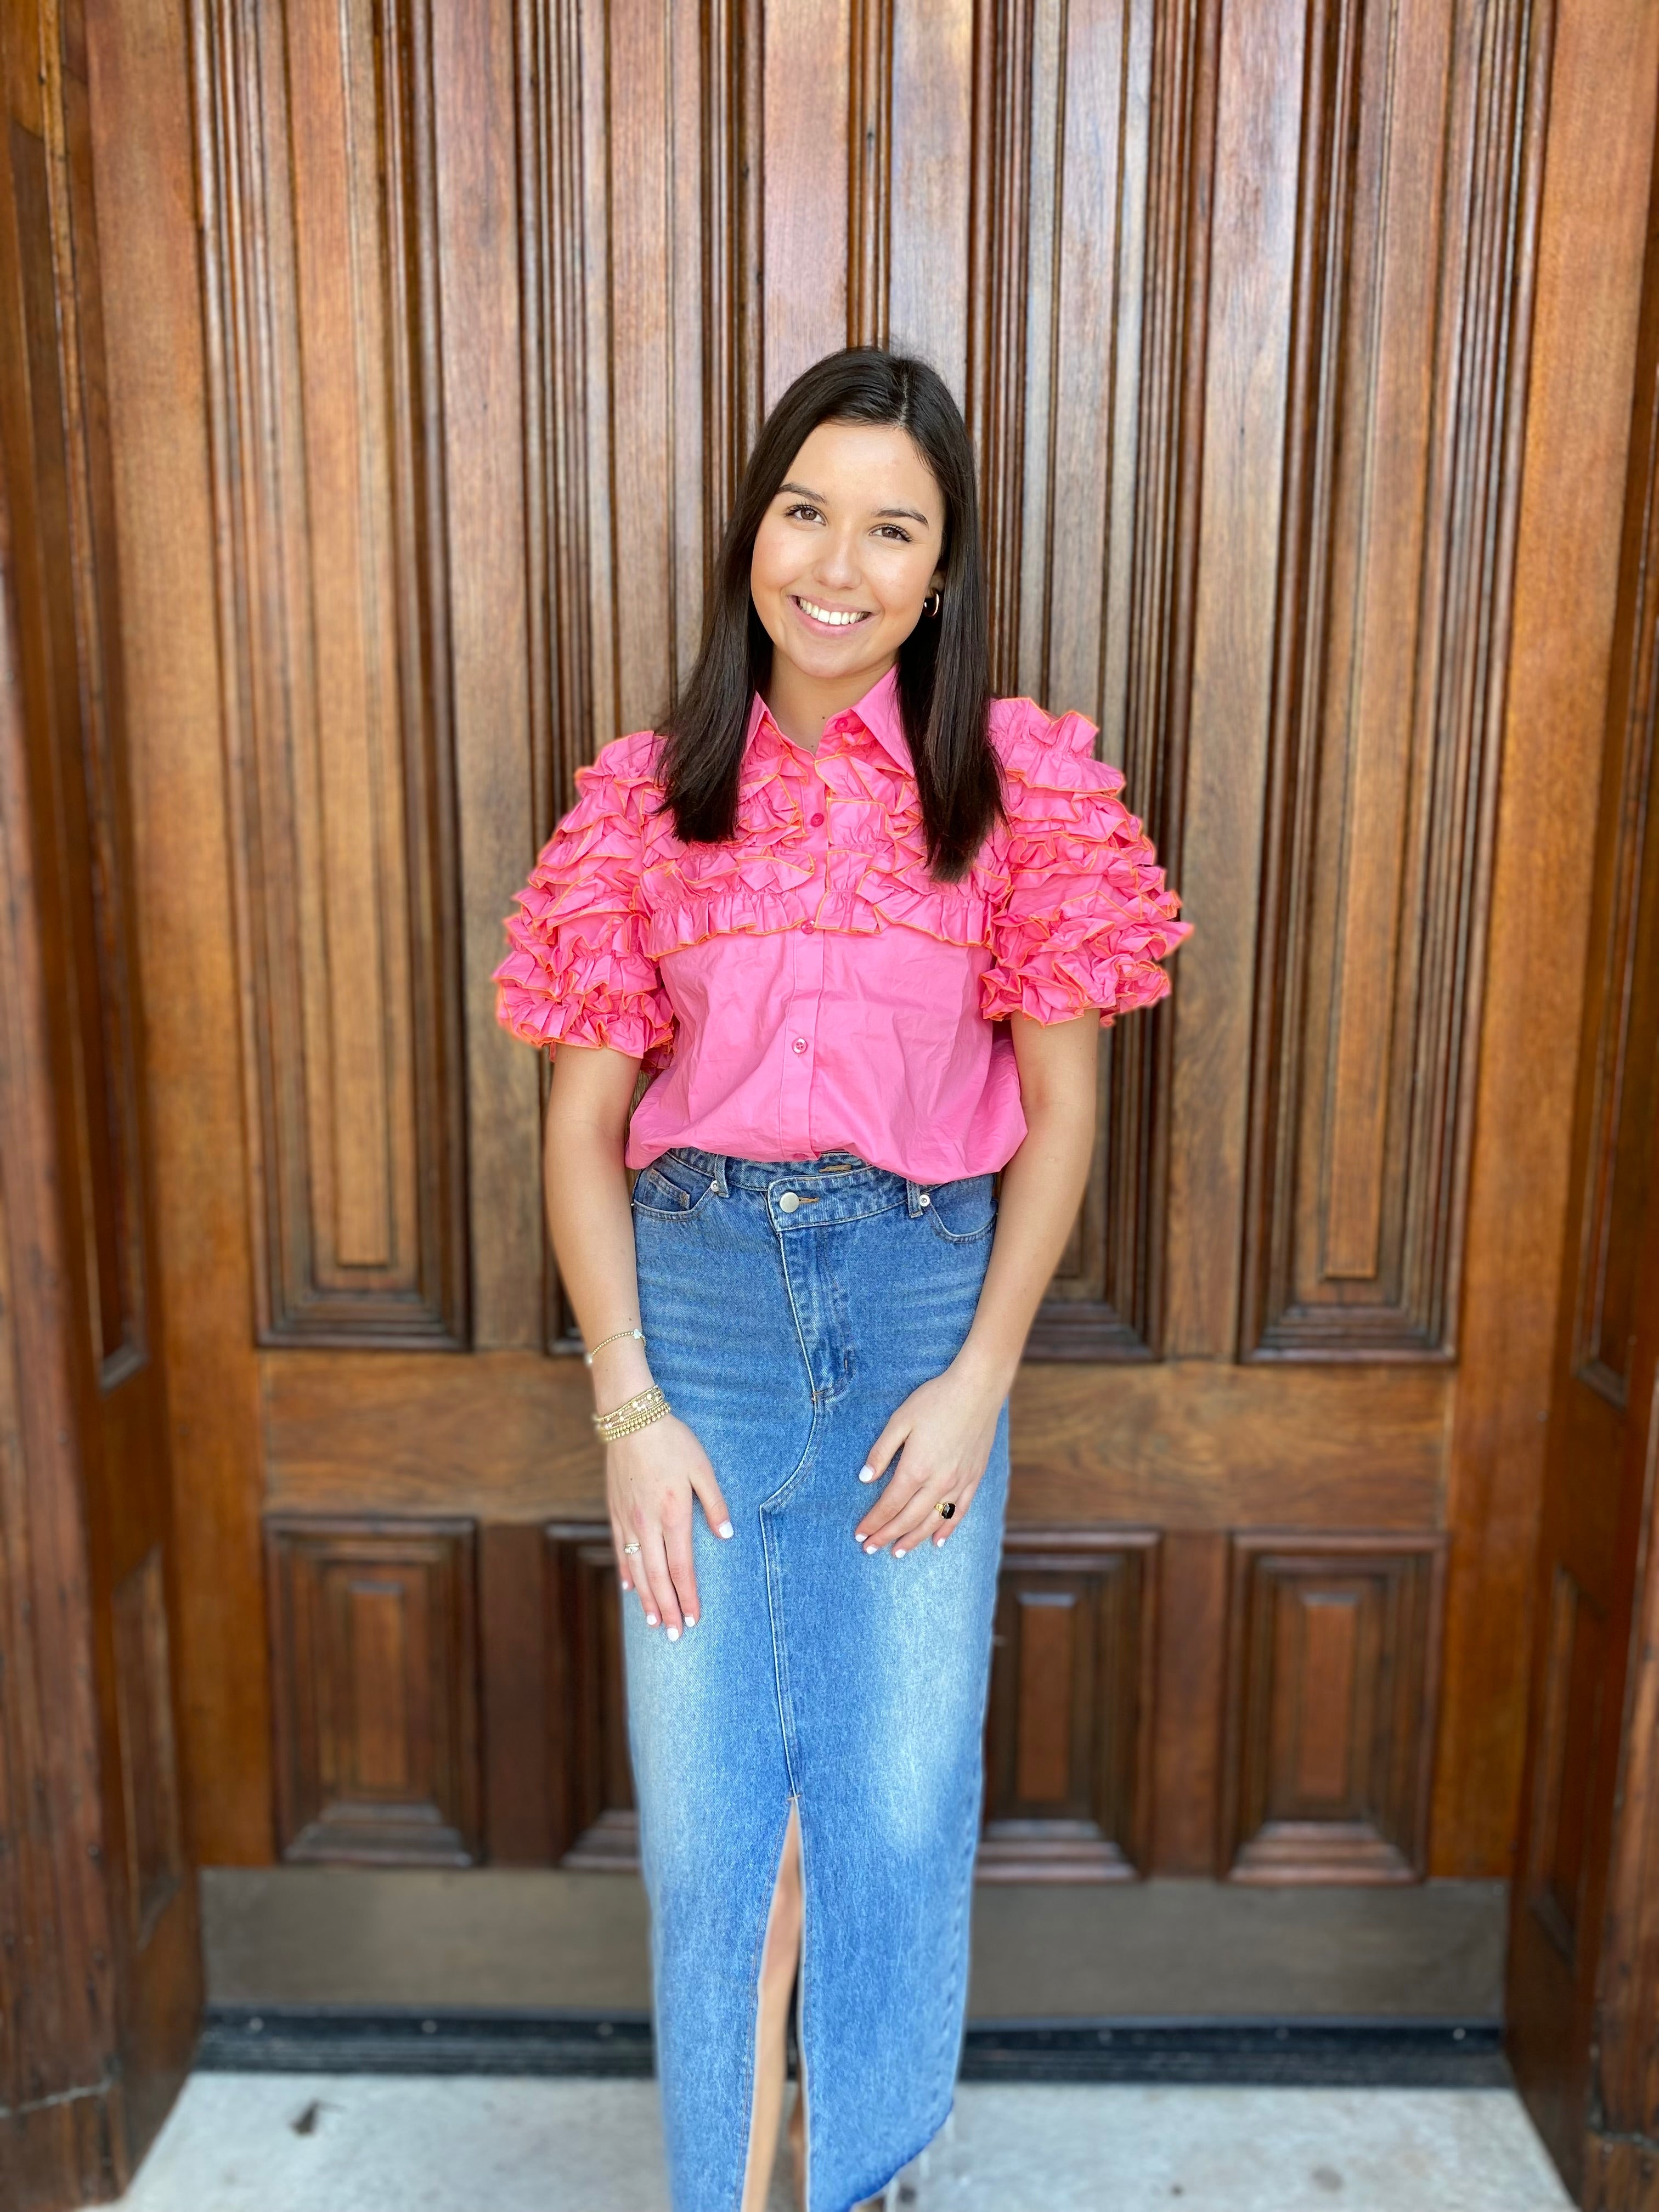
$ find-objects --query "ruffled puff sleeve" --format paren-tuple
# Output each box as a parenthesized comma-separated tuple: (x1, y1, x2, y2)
(492, 732, 676, 1072)
(980, 701, 1192, 1027)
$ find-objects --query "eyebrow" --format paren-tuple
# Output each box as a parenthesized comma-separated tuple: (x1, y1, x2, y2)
(777, 481, 933, 528)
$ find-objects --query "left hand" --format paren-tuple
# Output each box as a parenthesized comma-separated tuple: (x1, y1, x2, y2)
(852, 1357, 1006, 1557)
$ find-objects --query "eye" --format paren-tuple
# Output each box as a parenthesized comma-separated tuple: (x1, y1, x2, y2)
(874, 523, 913, 542)
(782, 501, 823, 523)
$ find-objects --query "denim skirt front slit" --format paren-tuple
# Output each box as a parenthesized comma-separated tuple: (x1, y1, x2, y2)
(624, 1143, 1012, 2212)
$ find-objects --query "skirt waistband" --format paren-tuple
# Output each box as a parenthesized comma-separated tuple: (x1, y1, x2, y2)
(656, 1142, 978, 1212)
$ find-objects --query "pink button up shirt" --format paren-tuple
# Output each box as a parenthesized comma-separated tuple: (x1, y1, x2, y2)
(493, 668, 1189, 1182)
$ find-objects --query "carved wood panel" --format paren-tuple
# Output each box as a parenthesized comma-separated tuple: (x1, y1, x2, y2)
(545, 1524, 638, 1866)
(980, 1527, 1158, 1880)
(195, 0, 467, 1345)
(1521, 1564, 1607, 1967)
(1220, 1533, 1447, 1881)
(266, 1516, 481, 1863)
(518, 0, 1210, 1358)
(111, 1548, 186, 1947)
(10, 97, 148, 1387)
(1240, 0, 1544, 1359)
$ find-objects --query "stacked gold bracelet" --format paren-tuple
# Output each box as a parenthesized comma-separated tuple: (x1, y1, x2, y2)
(592, 1382, 671, 1442)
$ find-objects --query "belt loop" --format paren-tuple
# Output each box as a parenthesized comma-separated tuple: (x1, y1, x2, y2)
(710, 1153, 729, 1197)
(905, 1177, 927, 1216)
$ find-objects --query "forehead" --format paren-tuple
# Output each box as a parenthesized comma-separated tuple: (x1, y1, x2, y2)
(782, 420, 941, 511)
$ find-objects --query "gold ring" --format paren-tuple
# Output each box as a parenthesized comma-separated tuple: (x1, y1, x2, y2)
(935, 1499, 956, 1520)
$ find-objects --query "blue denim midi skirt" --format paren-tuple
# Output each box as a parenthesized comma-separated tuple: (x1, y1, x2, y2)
(624, 1143, 1011, 2212)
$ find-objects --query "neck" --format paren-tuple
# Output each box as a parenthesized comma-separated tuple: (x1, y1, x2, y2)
(763, 652, 894, 752)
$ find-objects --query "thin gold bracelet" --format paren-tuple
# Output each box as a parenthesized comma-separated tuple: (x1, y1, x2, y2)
(583, 1325, 645, 1367)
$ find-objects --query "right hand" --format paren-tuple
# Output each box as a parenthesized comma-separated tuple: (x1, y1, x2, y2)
(607, 1410, 732, 1639)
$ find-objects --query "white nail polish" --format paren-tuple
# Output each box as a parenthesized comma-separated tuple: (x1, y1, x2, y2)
(718, 1521, 734, 1538)
(646, 1613, 659, 1626)
(667, 1626, 680, 1643)
(853, 1530, 866, 1545)
(685, 1615, 698, 1627)
(894, 1546, 907, 1558)
(858, 1466, 876, 1483)
(865, 1542, 879, 1554)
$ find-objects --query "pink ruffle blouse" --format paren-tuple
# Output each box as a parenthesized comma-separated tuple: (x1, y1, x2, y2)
(492, 667, 1190, 1183)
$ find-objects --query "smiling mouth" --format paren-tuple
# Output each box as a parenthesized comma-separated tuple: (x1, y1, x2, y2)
(791, 594, 872, 631)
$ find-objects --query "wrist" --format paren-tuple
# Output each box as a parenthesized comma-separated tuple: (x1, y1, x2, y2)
(951, 1333, 1019, 1402)
(589, 1340, 655, 1405)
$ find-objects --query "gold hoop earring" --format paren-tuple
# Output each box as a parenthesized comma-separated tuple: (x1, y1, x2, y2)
(922, 589, 943, 618)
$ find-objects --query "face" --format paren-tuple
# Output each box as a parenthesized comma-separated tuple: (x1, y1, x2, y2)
(749, 420, 946, 694)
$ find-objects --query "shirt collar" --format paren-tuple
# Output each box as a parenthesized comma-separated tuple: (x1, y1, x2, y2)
(747, 664, 910, 772)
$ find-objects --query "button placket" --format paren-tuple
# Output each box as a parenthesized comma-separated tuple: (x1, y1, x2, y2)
(780, 916, 827, 1156)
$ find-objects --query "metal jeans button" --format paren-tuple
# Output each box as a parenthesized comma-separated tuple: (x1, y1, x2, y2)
(778, 1190, 801, 1212)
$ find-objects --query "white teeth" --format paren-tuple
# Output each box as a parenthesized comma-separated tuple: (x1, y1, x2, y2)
(796, 597, 865, 627)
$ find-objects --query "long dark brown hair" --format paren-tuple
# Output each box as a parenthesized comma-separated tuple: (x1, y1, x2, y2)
(656, 347, 1001, 881)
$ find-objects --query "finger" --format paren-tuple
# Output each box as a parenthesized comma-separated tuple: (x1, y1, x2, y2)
(610, 1510, 634, 1592)
(636, 1521, 684, 1639)
(856, 1418, 910, 1492)
(663, 1513, 701, 1628)
(893, 1475, 981, 1558)
(689, 1465, 735, 1542)
(855, 1464, 930, 1550)
(627, 1514, 668, 1629)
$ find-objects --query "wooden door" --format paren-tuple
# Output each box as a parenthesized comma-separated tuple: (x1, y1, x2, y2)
(0, 0, 201, 2202)
(79, 0, 1655, 2034)
(1506, 120, 1659, 2209)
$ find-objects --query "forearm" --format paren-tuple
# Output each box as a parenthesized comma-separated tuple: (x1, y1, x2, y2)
(541, 1050, 655, 1408)
(955, 1088, 1095, 1398)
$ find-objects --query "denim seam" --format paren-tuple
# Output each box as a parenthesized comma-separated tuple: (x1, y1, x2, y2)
(770, 1193, 907, 1231)
(926, 1212, 997, 1245)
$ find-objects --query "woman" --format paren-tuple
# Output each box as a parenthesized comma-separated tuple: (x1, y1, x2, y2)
(493, 348, 1188, 2212)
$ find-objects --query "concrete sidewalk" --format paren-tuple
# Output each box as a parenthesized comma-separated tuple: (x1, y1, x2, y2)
(85, 2073, 1572, 2210)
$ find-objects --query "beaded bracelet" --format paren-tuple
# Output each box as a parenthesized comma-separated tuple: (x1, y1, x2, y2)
(593, 1382, 670, 1442)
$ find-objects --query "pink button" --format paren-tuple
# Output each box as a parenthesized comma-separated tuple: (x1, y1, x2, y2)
(810, 811, 825, 827)
(801, 921, 815, 935)
(792, 1036, 808, 1054)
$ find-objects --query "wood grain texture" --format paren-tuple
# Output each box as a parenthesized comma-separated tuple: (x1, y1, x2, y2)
(1506, 83, 1659, 2198)
(1162, 0, 1305, 1358)
(442, 0, 540, 1353)
(263, 1346, 1448, 1531)
(1220, 1535, 1447, 1883)
(980, 1528, 1158, 1881)
(267, 1517, 482, 1865)
(1431, 0, 1658, 1879)
(545, 1525, 637, 1867)
(91, 0, 273, 1870)
(1241, 0, 1537, 1362)
(968, 0, 1215, 1358)
(193, 0, 467, 1347)
(3, 0, 204, 2187)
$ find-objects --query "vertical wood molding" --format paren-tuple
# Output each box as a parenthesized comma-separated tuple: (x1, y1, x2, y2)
(0, 373, 122, 2204)
(1242, 0, 1550, 1359)
(193, 0, 469, 1347)
(111, 1548, 186, 1948)
(1569, 348, 1659, 1412)
(972, 0, 1217, 1359)
(1220, 1532, 1447, 1882)
(848, 0, 893, 348)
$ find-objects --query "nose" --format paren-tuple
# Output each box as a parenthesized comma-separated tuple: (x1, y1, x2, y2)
(812, 523, 862, 592)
